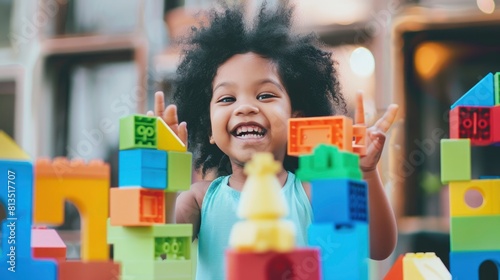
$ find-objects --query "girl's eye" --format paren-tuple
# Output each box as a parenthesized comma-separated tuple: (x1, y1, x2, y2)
(257, 93, 275, 100)
(217, 96, 235, 103)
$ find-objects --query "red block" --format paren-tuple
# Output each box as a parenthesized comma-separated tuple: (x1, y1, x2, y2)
(58, 261, 120, 280)
(32, 228, 67, 262)
(450, 106, 492, 145)
(384, 254, 403, 280)
(226, 248, 321, 280)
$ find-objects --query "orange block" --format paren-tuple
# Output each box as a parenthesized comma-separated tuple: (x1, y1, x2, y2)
(384, 254, 404, 280)
(33, 158, 110, 261)
(58, 261, 120, 280)
(110, 188, 165, 226)
(32, 228, 67, 262)
(288, 116, 353, 156)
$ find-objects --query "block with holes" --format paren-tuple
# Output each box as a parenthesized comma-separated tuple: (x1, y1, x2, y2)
(296, 144, 362, 181)
(310, 178, 368, 225)
(450, 251, 500, 280)
(108, 221, 192, 261)
(449, 106, 493, 145)
(288, 116, 353, 156)
(110, 188, 165, 226)
(449, 179, 500, 217)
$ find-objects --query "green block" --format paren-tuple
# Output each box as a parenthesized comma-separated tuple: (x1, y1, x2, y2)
(451, 215, 500, 251)
(440, 139, 471, 184)
(120, 114, 157, 150)
(495, 72, 500, 105)
(166, 151, 192, 192)
(296, 144, 362, 181)
(107, 220, 192, 261)
(121, 260, 192, 280)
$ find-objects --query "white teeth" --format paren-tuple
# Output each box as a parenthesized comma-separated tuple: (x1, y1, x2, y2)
(234, 125, 264, 137)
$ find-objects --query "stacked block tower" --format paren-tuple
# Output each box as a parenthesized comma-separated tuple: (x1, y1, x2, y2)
(108, 114, 193, 280)
(225, 153, 322, 280)
(289, 116, 370, 280)
(440, 72, 500, 279)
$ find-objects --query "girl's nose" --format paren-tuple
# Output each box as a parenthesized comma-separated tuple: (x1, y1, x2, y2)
(234, 102, 260, 115)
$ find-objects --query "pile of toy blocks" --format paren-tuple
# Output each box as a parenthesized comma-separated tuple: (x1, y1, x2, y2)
(441, 72, 500, 279)
(108, 114, 193, 280)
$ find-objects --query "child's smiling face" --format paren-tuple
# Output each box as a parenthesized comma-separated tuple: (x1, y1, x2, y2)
(210, 52, 292, 168)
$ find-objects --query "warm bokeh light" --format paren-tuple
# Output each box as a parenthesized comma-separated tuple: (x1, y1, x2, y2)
(414, 42, 450, 80)
(349, 47, 375, 77)
(477, 0, 495, 14)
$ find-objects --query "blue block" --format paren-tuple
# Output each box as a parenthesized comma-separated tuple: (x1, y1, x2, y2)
(308, 223, 369, 280)
(451, 73, 494, 109)
(0, 257, 57, 280)
(0, 159, 58, 279)
(311, 179, 368, 225)
(119, 149, 167, 170)
(119, 167, 167, 189)
(450, 251, 500, 280)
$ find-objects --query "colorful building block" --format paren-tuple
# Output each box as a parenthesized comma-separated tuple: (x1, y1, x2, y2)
(157, 118, 187, 152)
(119, 166, 167, 189)
(166, 151, 192, 192)
(110, 188, 165, 226)
(384, 254, 403, 280)
(440, 139, 471, 183)
(32, 228, 67, 261)
(33, 158, 110, 261)
(308, 223, 369, 280)
(119, 149, 167, 170)
(451, 73, 494, 109)
(495, 72, 500, 105)
(449, 179, 500, 217)
(120, 114, 157, 150)
(0, 257, 57, 280)
(450, 251, 500, 280)
(288, 116, 353, 156)
(450, 215, 500, 251)
(403, 252, 450, 280)
(107, 221, 192, 262)
(58, 261, 120, 280)
(310, 178, 368, 224)
(296, 144, 362, 182)
(229, 153, 295, 253)
(449, 106, 500, 145)
(0, 130, 30, 159)
(119, 260, 192, 280)
(226, 248, 321, 280)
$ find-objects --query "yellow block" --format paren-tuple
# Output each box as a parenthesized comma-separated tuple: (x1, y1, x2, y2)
(0, 130, 30, 160)
(403, 252, 451, 280)
(157, 118, 187, 152)
(238, 153, 288, 220)
(449, 179, 500, 217)
(33, 158, 110, 261)
(229, 220, 295, 253)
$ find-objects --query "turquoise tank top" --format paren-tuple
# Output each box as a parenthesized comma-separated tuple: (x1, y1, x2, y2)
(196, 171, 313, 280)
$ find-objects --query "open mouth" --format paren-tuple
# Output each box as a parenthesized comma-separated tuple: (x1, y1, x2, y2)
(231, 124, 267, 139)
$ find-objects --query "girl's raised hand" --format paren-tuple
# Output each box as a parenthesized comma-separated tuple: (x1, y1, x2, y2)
(147, 91, 188, 147)
(355, 92, 399, 172)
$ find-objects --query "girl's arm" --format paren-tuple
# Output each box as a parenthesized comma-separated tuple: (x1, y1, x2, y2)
(175, 181, 211, 240)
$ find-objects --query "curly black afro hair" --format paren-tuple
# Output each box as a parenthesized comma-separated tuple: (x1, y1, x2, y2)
(173, 1, 346, 178)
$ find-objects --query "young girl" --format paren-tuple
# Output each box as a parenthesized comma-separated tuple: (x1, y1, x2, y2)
(148, 2, 398, 279)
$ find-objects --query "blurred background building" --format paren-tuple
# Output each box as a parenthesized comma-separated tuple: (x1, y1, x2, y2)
(1, 0, 499, 278)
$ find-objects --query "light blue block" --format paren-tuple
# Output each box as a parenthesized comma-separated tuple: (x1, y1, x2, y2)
(450, 251, 500, 280)
(119, 149, 167, 170)
(311, 179, 368, 225)
(0, 159, 57, 279)
(308, 223, 369, 280)
(451, 73, 494, 109)
(119, 167, 167, 189)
